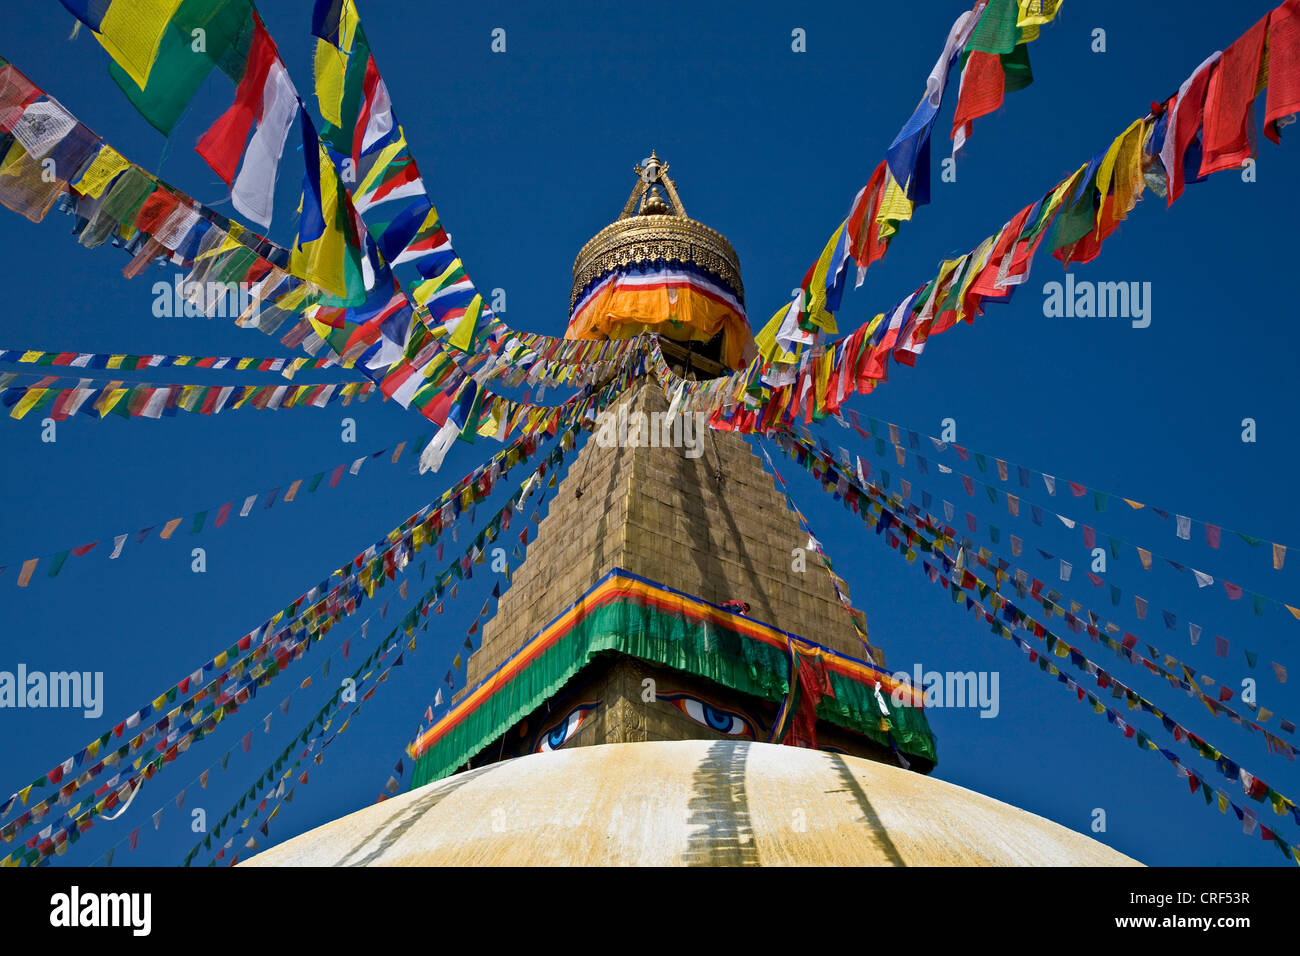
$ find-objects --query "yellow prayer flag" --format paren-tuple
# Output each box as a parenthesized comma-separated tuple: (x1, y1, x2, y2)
(72, 145, 131, 198)
(96, 0, 186, 89)
(753, 302, 798, 365)
(1095, 119, 1146, 236)
(314, 40, 348, 127)
(876, 170, 915, 233)
(159, 518, 183, 539)
(178, 385, 202, 411)
(1018, 0, 1063, 29)
(11, 388, 47, 420)
(803, 221, 846, 333)
(476, 400, 504, 439)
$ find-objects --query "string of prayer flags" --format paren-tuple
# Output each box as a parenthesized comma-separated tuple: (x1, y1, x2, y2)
(0, 428, 438, 586)
(86, 609, 404, 870)
(11, 428, 572, 866)
(0, 423, 575, 854)
(769, 0, 1065, 351)
(1, 55, 636, 436)
(186, 632, 407, 868)
(668, 1, 1300, 444)
(185, 434, 568, 867)
(773, 429, 1300, 758)
(0, 372, 375, 423)
(840, 410, 1297, 579)
(808, 418, 1299, 702)
(0, 347, 356, 378)
(775, 427, 1300, 862)
(823, 415, 1300, 630)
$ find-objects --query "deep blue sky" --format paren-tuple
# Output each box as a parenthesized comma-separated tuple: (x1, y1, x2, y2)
(2, 0, 1299, 866)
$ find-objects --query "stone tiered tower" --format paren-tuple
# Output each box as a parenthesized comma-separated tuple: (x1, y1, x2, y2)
(408, 154, 937, 784)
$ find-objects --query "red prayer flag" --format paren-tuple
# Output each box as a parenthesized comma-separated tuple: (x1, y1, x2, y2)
(1166, 60, 1217, 205)
(846, 161, 890, 268)
(951, 51, 1006, 138)
(195, 13, 278, 186)
(1200, 15, 1268, 175)
(1266, 1, 1300, 143)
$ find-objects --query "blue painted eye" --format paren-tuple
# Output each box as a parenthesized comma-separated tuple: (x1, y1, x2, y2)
(703, 704, 734, 732)
(661, 694, 755, 739)
(536, 702, 598, 753)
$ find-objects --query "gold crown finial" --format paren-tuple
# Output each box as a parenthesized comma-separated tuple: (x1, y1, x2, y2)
(625, 151, 684, 218)
(570, 153, 743, 311)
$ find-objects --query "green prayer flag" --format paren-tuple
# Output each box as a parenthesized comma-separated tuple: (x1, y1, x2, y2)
(965, 0, 1021, 55)
(1000, 42, 1033, 92)
(47, 550, 69, 578)
(107, 0, 252, 136)
(1050, 184, 1099, 253)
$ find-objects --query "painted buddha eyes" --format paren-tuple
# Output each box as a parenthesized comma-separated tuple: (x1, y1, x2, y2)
(661, 693, 755, 739)
(536, 702, 598, 753)
(533, 694, 756, 751)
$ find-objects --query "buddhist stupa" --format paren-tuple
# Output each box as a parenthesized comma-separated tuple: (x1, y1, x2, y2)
(246, 156, 1139, 867)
